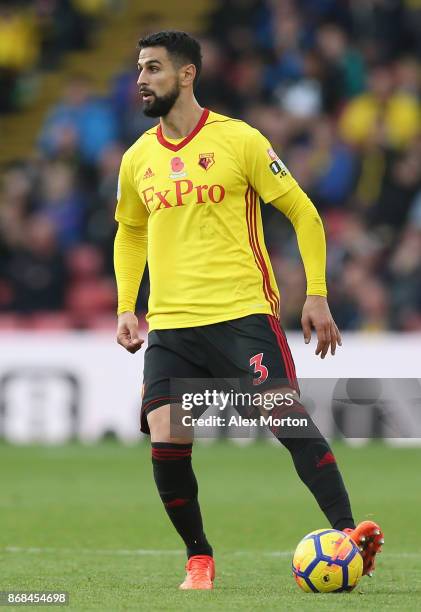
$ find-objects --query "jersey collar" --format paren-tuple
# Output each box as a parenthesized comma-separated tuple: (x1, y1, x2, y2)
(156, 108, 210, 152)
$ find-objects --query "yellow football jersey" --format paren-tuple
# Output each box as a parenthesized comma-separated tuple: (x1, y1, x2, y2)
(115, 109, 298, 330)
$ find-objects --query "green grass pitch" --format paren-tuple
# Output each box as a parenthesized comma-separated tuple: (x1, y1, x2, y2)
(1, 440, 420, 610)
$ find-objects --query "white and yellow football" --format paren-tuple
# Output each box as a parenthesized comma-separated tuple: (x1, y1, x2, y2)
(292, 529, 363, 593)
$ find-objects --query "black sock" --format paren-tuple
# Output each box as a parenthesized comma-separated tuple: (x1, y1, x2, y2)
(151, 442, 213, 558)
(272, 402, 355, 531)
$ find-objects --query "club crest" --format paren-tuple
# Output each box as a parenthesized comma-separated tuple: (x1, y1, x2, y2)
(198, 153, 215, 171)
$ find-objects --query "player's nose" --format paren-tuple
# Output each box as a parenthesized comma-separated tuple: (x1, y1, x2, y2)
(137, 71, 148, 87)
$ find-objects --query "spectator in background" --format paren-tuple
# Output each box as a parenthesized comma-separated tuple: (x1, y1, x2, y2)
(36, 161, 86, 249)
(348, 0, 404, 62)
(275, 51, 324, 123)
(389, 223, 421, 330)
(207, 0, 266, 56)
(0, 163, 35, 242)
(227, 52, 267, 115)
(261, 7, 307, 86)
(85, 143, 125, 273)
(369, 141, 421, 234)
(111, 67, 156, 145)
(339, 63, 420, 150)
(299, 0, 353, 31)
(316, 24, 366, 113)
(34, 0, 106, 69)
(244, 104, 291, 151)
(195, 38, 232, 113)
(5, 215, 66, 313)
(0, 2, 39, 112)
(39, 74, 118, 165)
(0, 0, 109, 113)
(323, 212, 386, 329)
(403, 0, 421, 58)
(65, 243, 115, 327)
(339, 61, 420, 216)
(308, 117, 356, 209)
(353, 277, 390, 331)
(394, 56, 420, 97)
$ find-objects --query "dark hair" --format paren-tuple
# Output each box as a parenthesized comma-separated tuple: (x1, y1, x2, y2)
(138, 30, 202, 86)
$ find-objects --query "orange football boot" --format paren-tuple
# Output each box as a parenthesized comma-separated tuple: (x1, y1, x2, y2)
(344, 520, 384, 576)
(179, 554, 215, 590)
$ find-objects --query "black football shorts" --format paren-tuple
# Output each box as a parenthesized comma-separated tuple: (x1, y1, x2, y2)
(140, 314, 299, 434)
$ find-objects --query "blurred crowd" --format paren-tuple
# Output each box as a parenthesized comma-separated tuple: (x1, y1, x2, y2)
(0, 0, 117, 113)
(1, 0, 421, 331)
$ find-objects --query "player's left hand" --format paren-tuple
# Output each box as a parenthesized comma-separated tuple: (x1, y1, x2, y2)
(301, 295, 342, 359)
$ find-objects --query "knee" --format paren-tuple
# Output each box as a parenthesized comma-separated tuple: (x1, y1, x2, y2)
(147, 404, 193, 444)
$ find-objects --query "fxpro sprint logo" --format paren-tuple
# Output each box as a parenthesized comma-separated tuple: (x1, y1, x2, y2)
(142, 179, 226, 212)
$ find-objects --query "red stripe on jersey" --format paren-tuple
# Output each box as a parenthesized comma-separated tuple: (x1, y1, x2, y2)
(267, 315, 292, 384)
(156, 108, 210, 151)
(274, 318, 298, 390)
(250, 189, 280, 317)
(273, 318, 297, 386)
(277, 322, 298, 393)
(267, 315, 298, 391)
(246, 188, 279, 316)
(245, 187, 277, 315)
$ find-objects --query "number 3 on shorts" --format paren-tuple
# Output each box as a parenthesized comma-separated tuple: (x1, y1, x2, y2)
(250, 352, 268, 385)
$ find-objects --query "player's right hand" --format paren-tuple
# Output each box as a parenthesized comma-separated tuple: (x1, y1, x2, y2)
(116, 311, 144, 354)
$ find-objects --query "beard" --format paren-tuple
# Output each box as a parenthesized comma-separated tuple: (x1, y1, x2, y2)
(142, 82, 180, 118)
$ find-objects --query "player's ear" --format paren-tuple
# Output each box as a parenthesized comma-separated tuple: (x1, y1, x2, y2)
(180, 63, 196, 88)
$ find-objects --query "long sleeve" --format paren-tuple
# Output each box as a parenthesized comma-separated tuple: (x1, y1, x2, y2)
(114, 221, 148, 314)
(271, 184, 327, 297)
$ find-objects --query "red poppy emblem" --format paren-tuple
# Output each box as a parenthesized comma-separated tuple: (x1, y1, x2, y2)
(171, 157, 184, 173)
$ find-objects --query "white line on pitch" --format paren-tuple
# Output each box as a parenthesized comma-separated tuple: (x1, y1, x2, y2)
(1, 547, 290, 557)
(2, 547, 183, 556)
(2, 547, 421, 559)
